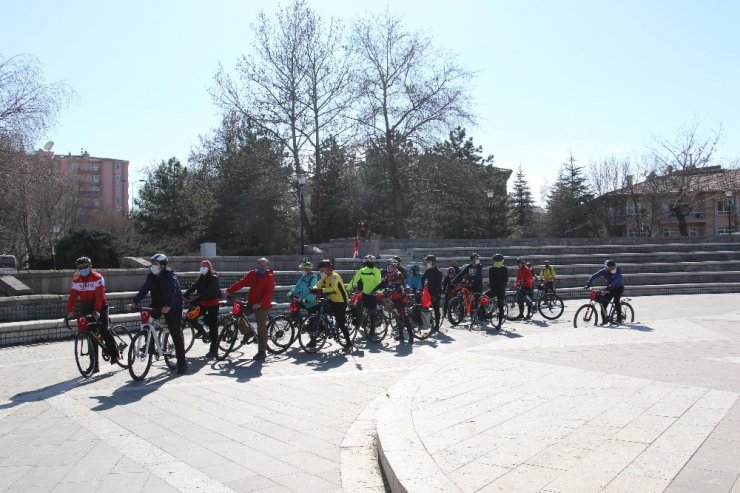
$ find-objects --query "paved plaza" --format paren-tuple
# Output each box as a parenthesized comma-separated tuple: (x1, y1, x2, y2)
(0, 293, 739, 492)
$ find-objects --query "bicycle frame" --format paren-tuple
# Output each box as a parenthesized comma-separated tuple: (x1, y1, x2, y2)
(136, 308, 168, 357)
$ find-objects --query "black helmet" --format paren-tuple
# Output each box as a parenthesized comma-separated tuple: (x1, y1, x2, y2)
(425, 254, 436, 263)
(392, 255, 402, 264)
(544, 259, 550, 265)
(317, 259, 333, 269)
(516, 257, 525, 264)
(150, 253, 168, 264)
(470, 253, 480, 260)
(75, 256, 92, 267)
(492, 253, 504, 262)
(410, 263, 420, 272)
(604, 259, 616, 268)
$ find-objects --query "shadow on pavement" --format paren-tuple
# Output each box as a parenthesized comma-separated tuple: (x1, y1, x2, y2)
(1, 369, 121, 410)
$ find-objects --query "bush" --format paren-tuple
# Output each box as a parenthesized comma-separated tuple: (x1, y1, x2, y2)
(55, 229, 120, 268)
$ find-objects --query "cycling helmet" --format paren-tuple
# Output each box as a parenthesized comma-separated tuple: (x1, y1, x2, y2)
(544, 259, 550, 266)
(363, 254, 376, 264)
(604, 259, 616, 268)
(150, 253, 168, 264)
(492, 253, 504, 262)
(317, 259, 333, 269)
(409, 263, 420, 272)
(387, 263, 398, 275)
(425, 254, 436, 263)
(392, 255, 402, 264)
(516, 257, 525, 265)
(75, 256, 92, 267)
(299, 259, 313, 270)
(470, 253, 480, 260)
(386, 257, 399, 265)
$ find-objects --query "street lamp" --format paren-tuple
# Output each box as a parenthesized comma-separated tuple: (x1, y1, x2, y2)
(485, 190, 494, 238)
(130, 179, 145, 211)
(726, 190, 734, 233)
(297, 174, 307, 255)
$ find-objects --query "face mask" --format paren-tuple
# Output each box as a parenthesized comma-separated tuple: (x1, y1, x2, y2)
(199, 266, 209, 275)
(256, 267, 267, 274)
(493, 261, 504, 268)
(609, 268, 617, 274)
(79, 267, 90, 276)
(320, 272, 328, 280)
(426, 263, 432, 269)
(150, 265, 161, 275)
(473, 259, 480, 265)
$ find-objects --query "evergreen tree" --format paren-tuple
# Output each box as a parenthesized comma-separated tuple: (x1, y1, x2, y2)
(508, 164, 535, 237)
(545, 153, 594, 237)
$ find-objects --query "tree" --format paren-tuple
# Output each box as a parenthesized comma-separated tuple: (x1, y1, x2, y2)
(647, 123, 722, 236)
(508, 165, 535, 237)
(587, 156, 634, 237)
(54, 229, 120, 269)
(0, 53, 73, 147)
(546, 153, 594, 237)
(351, 11, 474, 237)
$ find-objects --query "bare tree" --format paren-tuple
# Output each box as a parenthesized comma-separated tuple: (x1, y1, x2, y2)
(0, 53, 73, 147)
(351, 11, 474, 237)
(647, 123, 722, 236)
(587, 156, 633, 236)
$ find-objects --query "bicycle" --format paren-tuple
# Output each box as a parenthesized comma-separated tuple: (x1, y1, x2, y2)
(478, 290, 509, 324)
(573, 289, 635, 328)
(181, 299, 231, 354)
(127, 307, 183, 381)
(380, 288, 428, 341)
(264, 296, 313, 351)
(447, 282, 486, 326)
(216, 300, 290, 360)
(348, 291, 389, 343)
(504, 282, 564, 321)
(297, 297, 354, 353)
(65, 312, 131, 378)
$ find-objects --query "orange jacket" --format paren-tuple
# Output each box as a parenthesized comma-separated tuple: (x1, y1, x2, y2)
(67, 270, 107, 313)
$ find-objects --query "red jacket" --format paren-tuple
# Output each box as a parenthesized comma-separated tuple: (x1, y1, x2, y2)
(226, 269, 275, 309)
(67, 270, 107, 313)
(514, 266, 534, 289)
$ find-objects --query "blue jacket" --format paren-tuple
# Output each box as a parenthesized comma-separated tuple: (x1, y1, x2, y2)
(133, 269, 183, 310)
(405, 273, 423, 291)
(587, 267, 624, 289)
(288, 273, 319, 308)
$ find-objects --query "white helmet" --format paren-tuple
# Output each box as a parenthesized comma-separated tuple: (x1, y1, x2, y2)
(150, 253, 168, 264)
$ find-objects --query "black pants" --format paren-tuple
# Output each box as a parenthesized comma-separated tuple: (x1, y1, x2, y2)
(327, 301, 351, 347)
(491, 289, 506, 324)
(81, 304, 117, 368)
(430, 295, 441, 330)
(201, 305, 219, 353)
(601, 286, 625, 320)
(516, 288, 534, 315)
(393, 299, 414, 342)
(165, 309, 187, 370)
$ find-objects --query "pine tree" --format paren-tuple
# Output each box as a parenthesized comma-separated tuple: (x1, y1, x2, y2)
(545, 153, 594, 237)
(508, 164, 534, 236)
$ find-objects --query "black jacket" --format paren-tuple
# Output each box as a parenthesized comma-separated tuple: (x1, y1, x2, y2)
(452, 263, 483, 293)
(488, 265, 508, 293)
(133, 269, 183, 310)
(184, 274, 221, 302)
(421, 267, 443, 297)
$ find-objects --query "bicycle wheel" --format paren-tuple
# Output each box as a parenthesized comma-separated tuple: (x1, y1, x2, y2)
(504, 294, 520, 321)
(537, 293, 565, 320)
(447, 297, 465, 326)
(610, 302, 635, 324)
(298, 315, 328, 353)
(128, 331, 153, 381)
(74, 332, 96, 377)
(573, 304, 599, 328)
(216, 320, 239, 361)
(108, 325, 132, 369)
(411, 306, 432, 340)
(161, 331, 179, 370)
(181, 320, 196, 354)
(266, 315, 295, 354)
(364, 310, 388, 343)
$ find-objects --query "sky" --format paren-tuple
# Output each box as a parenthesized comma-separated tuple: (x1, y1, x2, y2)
(3, 0, 740, 205)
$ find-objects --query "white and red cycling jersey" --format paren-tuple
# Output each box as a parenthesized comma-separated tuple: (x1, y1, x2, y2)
(66, 270, 107, 313)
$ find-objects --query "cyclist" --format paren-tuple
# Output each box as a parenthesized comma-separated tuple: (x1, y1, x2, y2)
(405, 264, 423, 291)
(128, 254, 187, 374)
(378, 259, 414, 344)
(452, 253, 484, 296)
(441, 267, 457, 320)
(183, 259, 221, 358)
(539, 260, 557, 291)
(585, 259, 625, 323)
(391, 256, 408, 276)
(513, 257, 534, 319)
(66, 256, 118, 371)
(488, 253, 508, 330)
(312, 259, 353, 351)
(225, 257, 275, 360)
(347, 255, 383, 330)
(420, 255, 443, 332)
(287, 259, 319, 313)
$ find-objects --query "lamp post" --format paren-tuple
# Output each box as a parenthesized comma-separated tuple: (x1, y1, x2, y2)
(297, 174, 307, 255)
(485, 189, 494, 238)
(130, 179, 145, 212)
(726, 190, 734, 234)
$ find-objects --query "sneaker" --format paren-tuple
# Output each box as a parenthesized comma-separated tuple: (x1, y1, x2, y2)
(515, 314, 524, 320)
(176, 366, 187, 375)
(343, 343, 354, 352)
(253, 353, 267, 361)
(205, 351, 217, 358)
(307, 340, 316, 348)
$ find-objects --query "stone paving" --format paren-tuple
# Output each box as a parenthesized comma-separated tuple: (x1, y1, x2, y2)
(0, 294, 738, 492)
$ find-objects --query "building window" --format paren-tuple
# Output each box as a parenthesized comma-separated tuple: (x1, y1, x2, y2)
(113, 163, 121, 170)
(115, 183, 121, 192)
(689, 227, 699, 237)
(717, 199, 731, 215)
(91, 186, 99, 192)
(628, 229, 649, 237)
(115, 174, 121, 181)
(663, 229, 679, 237)
(717, 227, 731, 235)
(92, 174, 100, 183)
(115, 196, 122, 205)
(91, 163, 100, 171)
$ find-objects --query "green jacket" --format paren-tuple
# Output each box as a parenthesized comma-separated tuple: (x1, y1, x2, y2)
(347, 266, 382, 294)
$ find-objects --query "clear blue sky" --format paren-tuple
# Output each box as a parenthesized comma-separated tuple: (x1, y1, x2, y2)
(3, 0, 739, 204)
